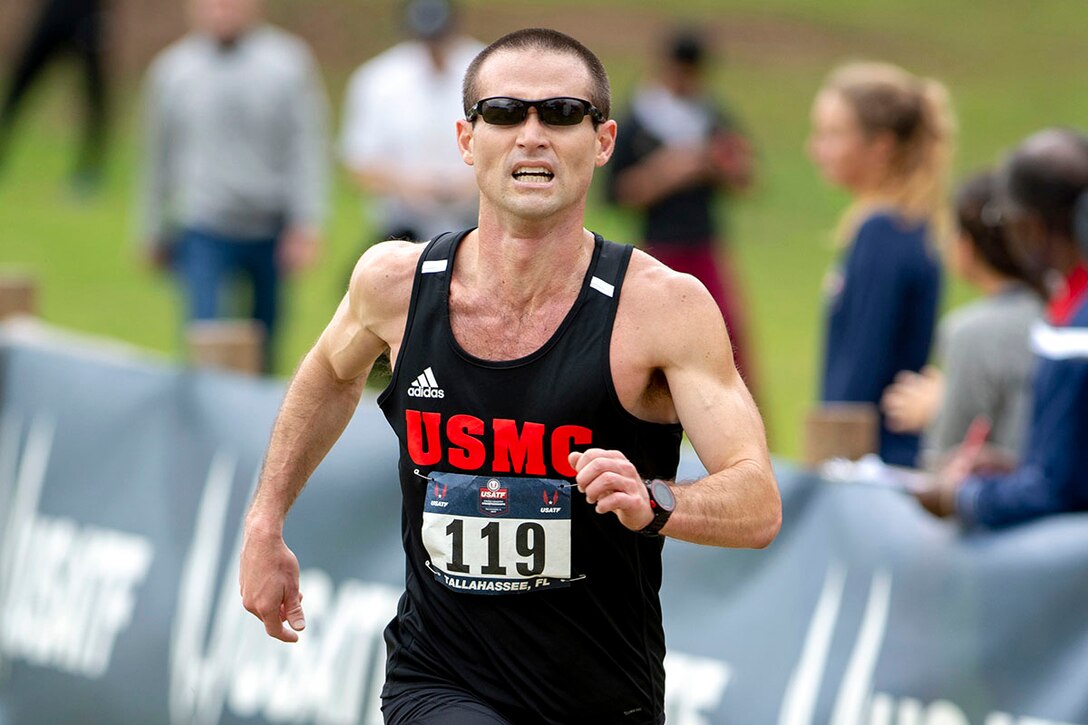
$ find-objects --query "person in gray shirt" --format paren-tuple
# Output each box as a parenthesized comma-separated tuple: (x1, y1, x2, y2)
(137, 0, 328, 370)
(882, 170, 1045, 466)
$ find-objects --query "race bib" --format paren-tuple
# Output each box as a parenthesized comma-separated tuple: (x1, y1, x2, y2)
(420, 471, 576, 595)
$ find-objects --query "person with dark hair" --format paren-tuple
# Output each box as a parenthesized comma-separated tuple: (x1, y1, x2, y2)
(240, 27, 780, 724)
(137, 0, 329, 371)
(880, 170, 1045, 466)
(340, 0, 482, 244)
(0, 0, 108, 190)
(916, 128, 1088, 527)
(808, 61, 955, 467)
(606, 29, 758, 392)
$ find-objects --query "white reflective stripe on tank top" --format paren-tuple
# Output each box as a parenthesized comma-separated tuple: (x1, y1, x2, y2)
(589, 276, 615, 297)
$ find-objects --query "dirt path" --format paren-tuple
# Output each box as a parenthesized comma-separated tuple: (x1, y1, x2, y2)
(0, 0, 900, 80)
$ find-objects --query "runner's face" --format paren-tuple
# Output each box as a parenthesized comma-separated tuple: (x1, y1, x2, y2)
(457, 50, 617, 225)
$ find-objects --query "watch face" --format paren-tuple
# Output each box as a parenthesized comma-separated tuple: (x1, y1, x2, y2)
(651, 481, 676, 511)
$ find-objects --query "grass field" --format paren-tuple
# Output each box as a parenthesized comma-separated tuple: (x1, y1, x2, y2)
(2, 0, 1086, 458)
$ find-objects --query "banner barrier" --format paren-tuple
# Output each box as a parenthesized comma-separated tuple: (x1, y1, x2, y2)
(1, 325, 1086, 725)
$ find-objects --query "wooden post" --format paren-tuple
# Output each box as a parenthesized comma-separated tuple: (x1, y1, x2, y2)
(186, 319, 265, 376)
(0, 272, 37, 320)
(803, 403, 879, 468)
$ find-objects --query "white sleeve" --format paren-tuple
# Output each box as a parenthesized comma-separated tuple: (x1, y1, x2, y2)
(339, 64, 388, 169)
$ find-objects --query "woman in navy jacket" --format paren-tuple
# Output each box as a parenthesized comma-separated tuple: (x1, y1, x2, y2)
(808, 62, 955, 467)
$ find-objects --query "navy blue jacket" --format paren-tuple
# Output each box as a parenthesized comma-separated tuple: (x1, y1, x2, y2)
(821, 212, 941, 467)
(957, 297, 1088, 527)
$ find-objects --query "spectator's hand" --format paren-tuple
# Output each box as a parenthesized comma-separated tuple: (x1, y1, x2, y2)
(881, 365, 944, 433)
(709, 132, 754, 190)
(568, 449, 653, 532)
(969, 445, 1018, 476)
(278, 226, 321, 274)
(239, 520, 306, 643)
(914, 420, 1007, 519)
(913, 471, 958, 518)
(914, 447, 973, 518)
(625, 146, 714, 197)
(659, 146, 715, 188)
(140, 238, 173, 271)
(611, 146, 716, 208)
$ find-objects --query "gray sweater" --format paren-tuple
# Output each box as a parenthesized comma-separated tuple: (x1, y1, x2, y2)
(923, 285, 1044, 462)
(138, 25, 328, 242)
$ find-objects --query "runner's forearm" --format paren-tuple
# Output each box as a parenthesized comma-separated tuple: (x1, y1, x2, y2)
(247, 350, 367, 529)
(661, 459, 780, 548)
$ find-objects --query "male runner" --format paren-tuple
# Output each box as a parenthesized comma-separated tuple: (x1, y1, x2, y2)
(240, 28, 781, 724)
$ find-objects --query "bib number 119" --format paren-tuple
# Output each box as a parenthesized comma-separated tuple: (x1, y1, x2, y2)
(444, 518, 546, 576)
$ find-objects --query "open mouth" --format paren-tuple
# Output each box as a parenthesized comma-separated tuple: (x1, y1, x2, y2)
(512, 167, 555, 183)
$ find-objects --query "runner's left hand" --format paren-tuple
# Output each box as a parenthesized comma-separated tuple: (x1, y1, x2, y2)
(568, 449, 653, 531)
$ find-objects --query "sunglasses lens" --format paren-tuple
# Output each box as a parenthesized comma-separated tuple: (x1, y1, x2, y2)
(539, 99, 586, 126)
(473, 98, 596, 126)
(479, 99, 527, 125)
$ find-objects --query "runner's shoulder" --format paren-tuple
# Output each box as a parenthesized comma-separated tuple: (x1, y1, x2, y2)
(622, 248, 721, 327)
(349, 240, 425, 314)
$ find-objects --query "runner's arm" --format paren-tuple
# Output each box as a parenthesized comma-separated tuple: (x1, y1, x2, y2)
(240, 242, 416, 641)
(571, 266, 780, 549)
(655, 273, 780, 547)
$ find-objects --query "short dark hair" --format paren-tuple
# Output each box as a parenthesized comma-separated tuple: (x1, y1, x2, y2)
(1003, 128, 1088, 244)
(462, 28, 611, 121)
(668, 28, 708, 67)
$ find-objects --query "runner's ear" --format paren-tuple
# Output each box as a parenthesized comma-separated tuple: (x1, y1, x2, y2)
(595, 119, 618, 168)
(456, 118, 475, 166)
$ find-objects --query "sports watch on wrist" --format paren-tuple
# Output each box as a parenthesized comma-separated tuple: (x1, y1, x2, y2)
(639, 479, 676, 537)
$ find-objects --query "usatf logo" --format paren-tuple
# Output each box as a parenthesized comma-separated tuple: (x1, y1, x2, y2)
(430, 481, 449, 508)
(540, 489, 561, 514)
(408, 367, 445, 399)
(479, 478, 509, 516)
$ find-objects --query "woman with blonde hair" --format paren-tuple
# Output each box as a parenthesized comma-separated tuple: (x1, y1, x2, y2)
(808, 62, 954, 467)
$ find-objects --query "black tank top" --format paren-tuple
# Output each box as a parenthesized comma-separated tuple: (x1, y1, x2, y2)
(377, 230, 683, 724)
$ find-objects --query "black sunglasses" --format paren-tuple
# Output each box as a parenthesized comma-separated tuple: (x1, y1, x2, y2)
(467, 96, 606, 127)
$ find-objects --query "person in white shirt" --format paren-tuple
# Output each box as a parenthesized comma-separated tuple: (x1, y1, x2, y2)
(340, 0, 483, 244)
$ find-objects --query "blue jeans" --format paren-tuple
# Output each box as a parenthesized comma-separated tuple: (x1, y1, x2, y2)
(175, 227, 279, 370)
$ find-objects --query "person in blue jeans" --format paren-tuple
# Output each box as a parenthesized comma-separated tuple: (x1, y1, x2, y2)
(807, 62, 955, 467)
(137, 0, 328, 371)
(173, 228, 280, 356)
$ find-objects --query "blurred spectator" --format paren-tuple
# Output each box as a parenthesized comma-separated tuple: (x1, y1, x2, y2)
(607, 28, 758, 390)
(808, 62, 954, 467)
(0, 0, 108, 192)
(339, 0, 482, 244)
(918, 128, 1088, 527)
(137, 0, 329, 371)
(881, 171, 1045, 467)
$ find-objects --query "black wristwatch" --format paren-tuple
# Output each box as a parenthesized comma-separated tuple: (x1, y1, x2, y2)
(639, 479, 676, 537)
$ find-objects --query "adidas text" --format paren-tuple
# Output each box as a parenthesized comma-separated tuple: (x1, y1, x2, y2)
(408, 386, 445, 399)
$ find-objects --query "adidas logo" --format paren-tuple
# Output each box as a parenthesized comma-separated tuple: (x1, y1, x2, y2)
(407, 366, 445, 399)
